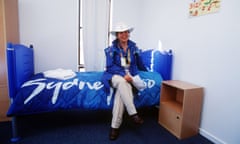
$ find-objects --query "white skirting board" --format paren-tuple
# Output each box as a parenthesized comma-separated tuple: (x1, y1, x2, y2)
(199, 128, 227, 144)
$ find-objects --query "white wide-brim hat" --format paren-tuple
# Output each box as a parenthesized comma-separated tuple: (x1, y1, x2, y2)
(110, 22, 134, 35)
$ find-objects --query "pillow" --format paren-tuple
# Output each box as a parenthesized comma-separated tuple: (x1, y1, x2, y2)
(140, 49, 173, 80)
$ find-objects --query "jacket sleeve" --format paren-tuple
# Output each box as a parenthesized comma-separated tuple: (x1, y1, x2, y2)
(104, 47, 125, 76)
(104, 47, 113, 67)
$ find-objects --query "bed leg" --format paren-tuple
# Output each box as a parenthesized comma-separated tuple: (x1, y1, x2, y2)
(10, 116, 21, 142)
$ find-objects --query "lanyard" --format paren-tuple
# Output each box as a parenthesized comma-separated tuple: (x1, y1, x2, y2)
(120, 48, 131, 65)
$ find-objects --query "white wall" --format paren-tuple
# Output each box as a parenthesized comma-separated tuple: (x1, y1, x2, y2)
(112, 0, 240, 144)
(18, 0, 79, 72)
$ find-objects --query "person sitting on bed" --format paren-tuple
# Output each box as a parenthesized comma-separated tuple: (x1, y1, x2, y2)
(102, 22, 146, 140)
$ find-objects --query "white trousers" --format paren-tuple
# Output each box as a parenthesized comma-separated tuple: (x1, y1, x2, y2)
(111, 75, 137, 128)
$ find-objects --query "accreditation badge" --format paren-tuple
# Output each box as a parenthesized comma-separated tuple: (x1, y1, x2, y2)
(121, 57, 126, 67)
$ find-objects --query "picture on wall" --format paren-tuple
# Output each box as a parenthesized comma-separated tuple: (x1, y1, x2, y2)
(189, 0, 221, 17)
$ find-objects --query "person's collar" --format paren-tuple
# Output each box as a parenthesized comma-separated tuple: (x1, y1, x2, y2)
(112, 39, 136, 47)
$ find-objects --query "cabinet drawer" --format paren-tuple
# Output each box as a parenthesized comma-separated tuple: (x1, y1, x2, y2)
(159, 103, 182, 137)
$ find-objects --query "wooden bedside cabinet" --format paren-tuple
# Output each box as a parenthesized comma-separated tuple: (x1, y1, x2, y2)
(158, 80, 203, 139)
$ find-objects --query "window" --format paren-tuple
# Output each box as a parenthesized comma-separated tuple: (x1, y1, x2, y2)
(78, 0, 84, 72)
(78, 0, 112, 72)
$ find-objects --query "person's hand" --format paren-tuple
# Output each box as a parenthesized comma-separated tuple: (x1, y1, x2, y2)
(124, 74, 133, 83)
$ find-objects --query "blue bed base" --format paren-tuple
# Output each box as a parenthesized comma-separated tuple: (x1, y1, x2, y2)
(6, 42, 173, 142)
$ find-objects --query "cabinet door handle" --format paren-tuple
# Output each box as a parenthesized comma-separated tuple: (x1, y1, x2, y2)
(176, 116, 180, 119)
